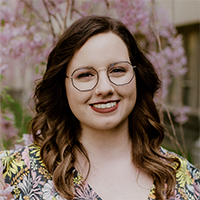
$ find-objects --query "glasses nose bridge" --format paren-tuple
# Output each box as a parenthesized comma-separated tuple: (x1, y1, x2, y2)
(95, 67, 114, 94)
(96, 67, 110, 82)
(97, 67, 107, 73)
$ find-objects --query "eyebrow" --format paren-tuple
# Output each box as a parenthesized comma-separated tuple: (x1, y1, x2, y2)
(70, 60, 131, 73)
(74, 61, 125, 70)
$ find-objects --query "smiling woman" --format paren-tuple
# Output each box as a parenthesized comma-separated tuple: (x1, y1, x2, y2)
(65, 32, 136, 132)
(0, 16, 200, 200)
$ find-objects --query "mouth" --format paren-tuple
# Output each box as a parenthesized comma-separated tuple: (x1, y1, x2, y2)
(92, 101, 117, 109)
(90, 101, 119, 113)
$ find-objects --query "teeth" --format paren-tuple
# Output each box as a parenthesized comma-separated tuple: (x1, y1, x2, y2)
(93, 102, 117, 109)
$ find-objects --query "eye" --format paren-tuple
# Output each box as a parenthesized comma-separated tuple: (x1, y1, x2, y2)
(73, 68, 97, 82)
(110, 67, 126, 73)
(77, 72, 94, 79)
(109, 66, 127, 77)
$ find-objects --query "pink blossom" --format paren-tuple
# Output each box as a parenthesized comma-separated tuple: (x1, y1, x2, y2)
(173, 106, 190, 124)
(0, 58, 8, 75)
(14, 144, 23, 150)
(1, 113, 18, 139)
(0, 0, 190, 151)
(93, 0, 105, 3)
(22, 134, 33, 146)
(0, 64, 8, 74)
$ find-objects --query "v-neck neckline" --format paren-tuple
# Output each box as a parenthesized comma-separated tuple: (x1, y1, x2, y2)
(73, 168, 156, 200)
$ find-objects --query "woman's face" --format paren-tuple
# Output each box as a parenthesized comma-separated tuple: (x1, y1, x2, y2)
(65, 32, 137, 132)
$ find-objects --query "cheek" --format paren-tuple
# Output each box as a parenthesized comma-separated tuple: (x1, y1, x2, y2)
(65, 84, 91, 116)
(65, 83, 78, 114)
(122, 80, 137, 99)
(122, 80, 137, 110)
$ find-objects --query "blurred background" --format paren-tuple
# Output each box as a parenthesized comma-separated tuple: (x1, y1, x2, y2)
(0, 0, 199, 167)
(157, 0, 200, 168)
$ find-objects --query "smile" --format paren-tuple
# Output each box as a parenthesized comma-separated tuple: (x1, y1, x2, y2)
(93, 102, 117, 109)
(90, 101, 119, 113)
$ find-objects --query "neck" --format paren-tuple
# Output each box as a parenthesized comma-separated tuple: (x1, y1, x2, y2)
(76, 123, 133, 179)
(79, 122, 132, 162)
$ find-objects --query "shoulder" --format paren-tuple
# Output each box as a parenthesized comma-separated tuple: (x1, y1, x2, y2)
(160, 147, 200, 199)
(0, 143, 52, 199)
(160, 146, 200, 173)
(0, 143, 42, 174)
(0, 143, 44, 183)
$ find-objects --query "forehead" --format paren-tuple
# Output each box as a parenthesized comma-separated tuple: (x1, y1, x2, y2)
(67, 32, 130, 73)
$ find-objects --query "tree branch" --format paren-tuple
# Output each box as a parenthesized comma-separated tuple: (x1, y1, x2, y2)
(104, 0, 110, 10)
(150, 0, 164, 123)
(71, 8, 84, 18)
(47, 0, 64, 31)
(49, 0, 64, 20)
(162, 102, 186, 157)
(61, 0, 70, 35)
(42, 0, 56, 40)
(20, 0, 47, 24)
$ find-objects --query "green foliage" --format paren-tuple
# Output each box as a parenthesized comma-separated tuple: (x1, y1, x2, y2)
(1, 88, 32, 138)
(1, 88, 32, 150)
(1, 19, 5, 26)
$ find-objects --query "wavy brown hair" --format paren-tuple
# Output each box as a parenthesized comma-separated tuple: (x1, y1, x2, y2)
(29, 15, 180, 199)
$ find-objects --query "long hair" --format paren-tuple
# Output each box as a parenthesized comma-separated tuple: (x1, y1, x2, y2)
(29, 15, 180, 199)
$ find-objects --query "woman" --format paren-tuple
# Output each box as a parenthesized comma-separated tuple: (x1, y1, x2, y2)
(0, 15, 199, 200)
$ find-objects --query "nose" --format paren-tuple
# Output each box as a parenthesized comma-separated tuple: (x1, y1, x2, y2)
(94, 69, 114, 96)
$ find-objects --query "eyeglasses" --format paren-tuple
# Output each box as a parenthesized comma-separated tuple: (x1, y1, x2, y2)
(66, 61, 136, 92)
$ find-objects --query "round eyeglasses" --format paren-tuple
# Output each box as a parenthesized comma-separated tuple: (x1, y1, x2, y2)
(66, 61, 136, 92)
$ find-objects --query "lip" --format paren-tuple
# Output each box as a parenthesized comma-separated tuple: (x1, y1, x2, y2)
(90, 101, 119, 113)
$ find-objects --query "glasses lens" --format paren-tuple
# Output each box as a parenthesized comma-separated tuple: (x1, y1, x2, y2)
(108, 62, 134, 85)
(72, 67, 97, 91)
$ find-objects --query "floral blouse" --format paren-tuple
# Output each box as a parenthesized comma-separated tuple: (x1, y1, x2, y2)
(0, 143, 199, 200)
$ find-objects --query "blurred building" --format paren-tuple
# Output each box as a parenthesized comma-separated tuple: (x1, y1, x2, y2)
(156, 0, 200, 167)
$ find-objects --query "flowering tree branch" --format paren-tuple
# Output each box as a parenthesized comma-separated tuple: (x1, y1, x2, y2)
(104, 0, 110, 10)
(150, 0, 164, 123)
(61, 0, 70, 35)
(0, 0, 189, 156)
(49, 0, 64, 20)
(20, 0, 47, 24)
(42, 0, 56, 40)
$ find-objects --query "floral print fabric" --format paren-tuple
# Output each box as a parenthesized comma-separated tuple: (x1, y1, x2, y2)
(0, 143, 199, 199)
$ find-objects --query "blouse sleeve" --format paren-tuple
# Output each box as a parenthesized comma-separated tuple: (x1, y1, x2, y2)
(0, 151, 15, 200)
(187, 159, 200, 200)
(160, 147, 200, 199)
